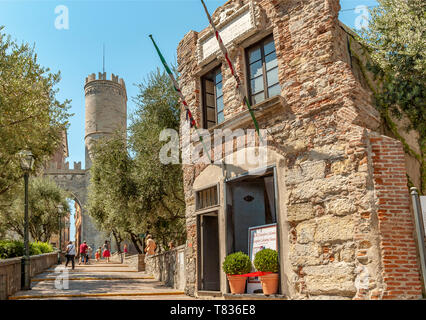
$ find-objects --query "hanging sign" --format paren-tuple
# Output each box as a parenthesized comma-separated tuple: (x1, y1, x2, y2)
(247, 223, 277, 294)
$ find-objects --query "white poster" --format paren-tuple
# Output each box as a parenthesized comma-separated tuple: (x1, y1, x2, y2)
(247, 224, 277, 294)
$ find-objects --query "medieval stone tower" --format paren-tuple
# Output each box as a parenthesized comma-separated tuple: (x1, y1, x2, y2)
(82, 72, 127, 251)
(84, 72, 127, 168)
(45, 72, 129, 256)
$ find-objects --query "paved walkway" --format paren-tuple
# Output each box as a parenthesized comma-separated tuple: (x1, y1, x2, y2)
(10, 260, 195, 300)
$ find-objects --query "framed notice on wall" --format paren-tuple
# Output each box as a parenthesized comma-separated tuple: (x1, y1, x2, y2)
(247, 223, 277, 294)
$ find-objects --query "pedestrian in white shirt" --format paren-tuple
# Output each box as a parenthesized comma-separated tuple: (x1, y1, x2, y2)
(65, 241, 76, 270)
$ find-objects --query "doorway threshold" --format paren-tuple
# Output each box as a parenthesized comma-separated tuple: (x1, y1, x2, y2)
(223, 293, 287, 300)
(197, 290, 223, 298)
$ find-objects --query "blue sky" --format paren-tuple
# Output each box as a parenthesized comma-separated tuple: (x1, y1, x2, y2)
(0, 0, 377, 240)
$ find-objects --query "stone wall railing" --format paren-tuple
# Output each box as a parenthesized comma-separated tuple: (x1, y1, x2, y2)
(145, 245, 186, 291)
(122, 253, 137, 265)
(0, 251, 58, 300)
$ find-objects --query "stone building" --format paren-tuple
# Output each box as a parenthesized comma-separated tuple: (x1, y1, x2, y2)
(177, 0, 424, 299)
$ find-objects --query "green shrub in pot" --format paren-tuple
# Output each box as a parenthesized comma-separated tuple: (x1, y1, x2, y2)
(253, 248, 279, 273)
(222, 252, 252, 275)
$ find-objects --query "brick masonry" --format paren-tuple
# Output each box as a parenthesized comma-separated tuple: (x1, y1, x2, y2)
(369, 135, 423, 299)
(177, 0, 423, 299)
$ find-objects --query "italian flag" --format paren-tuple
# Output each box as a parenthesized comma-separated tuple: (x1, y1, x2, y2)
(149, 34, 212, 162)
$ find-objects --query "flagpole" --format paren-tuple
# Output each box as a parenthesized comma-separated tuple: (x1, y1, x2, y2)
(200, 0, 263, 144)
(149, 34, 212, 163)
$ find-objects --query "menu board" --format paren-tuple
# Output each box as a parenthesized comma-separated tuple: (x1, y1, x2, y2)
(247, 223, 277, 294)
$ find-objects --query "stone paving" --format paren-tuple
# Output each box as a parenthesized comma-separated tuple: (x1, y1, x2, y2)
(10, 261, 195, 300)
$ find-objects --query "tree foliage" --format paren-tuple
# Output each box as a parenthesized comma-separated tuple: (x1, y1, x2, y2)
(130, 68, 186, 249)
(87, 132, 142, 252)
(0, 26, 71, 204)
(87, 68, 186, 252)
(0, 177, 70, 242)
(358, 0, 426, 192)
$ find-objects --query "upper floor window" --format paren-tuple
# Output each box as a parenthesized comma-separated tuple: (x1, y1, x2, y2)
(246, 35, 280, 105)
(202, 66, 224, 129)
(196, 185, 219, 211)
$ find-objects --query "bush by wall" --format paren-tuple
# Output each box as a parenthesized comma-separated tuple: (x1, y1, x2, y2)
(0, 240, 54, 259)
(32, 241, 54, 254)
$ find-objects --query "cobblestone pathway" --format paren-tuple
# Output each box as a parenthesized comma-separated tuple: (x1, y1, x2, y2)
(10, 261, 195, 300)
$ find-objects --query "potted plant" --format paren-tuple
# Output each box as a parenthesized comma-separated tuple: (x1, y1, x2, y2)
(254, 248, 279, 295)
(222, 252, 252, 294)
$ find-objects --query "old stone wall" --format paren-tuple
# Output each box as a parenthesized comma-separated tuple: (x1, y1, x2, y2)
(0, 252, 58, 300)
(145, 246, 186, 291)
(0, 257, 21, 300)
(177, 0, 423, 299)
(120, 253, 138, 268)
(84, 72, 127, 169)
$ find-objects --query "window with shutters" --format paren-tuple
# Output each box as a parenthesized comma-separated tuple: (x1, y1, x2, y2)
(196, 185, 219, 211)
(246, 35, 281, 105)
(201, 66, 224, 129)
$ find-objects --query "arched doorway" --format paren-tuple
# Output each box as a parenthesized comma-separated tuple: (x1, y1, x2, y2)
(48, 193, 83, 254)
(67, 194, 83, 259)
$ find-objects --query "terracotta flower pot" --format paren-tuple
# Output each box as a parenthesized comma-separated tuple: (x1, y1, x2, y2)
(260, 273, 279, 295)
(227, 275, 247, 294)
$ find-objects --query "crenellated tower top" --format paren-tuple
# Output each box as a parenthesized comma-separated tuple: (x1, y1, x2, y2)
(84, 72, 127, 169)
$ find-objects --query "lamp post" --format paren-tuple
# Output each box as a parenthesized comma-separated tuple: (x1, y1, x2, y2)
(57, 204, 64, 265)
(18, 150, 35, 290)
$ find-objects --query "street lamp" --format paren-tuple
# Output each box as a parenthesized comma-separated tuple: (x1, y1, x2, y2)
(18, 150, 35, 290)
(57, 204, 64, 265)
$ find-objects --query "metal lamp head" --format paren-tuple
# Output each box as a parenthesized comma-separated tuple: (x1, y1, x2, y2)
(18, 150, 35, 171)
(57, 204, 64, 213)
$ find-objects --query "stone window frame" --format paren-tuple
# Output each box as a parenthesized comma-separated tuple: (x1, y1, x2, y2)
(245, 34, 280, 106)
(201, 65, 224, 129)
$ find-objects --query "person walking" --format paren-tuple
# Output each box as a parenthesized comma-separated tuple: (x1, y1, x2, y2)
(65, 241, 76, 270)
(145, 235, 157, 256)
(86, 246, 92, 265)
(95, 247, 102, 262)
(79, 241, 88, 265)
(102, 240, 111, 263)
